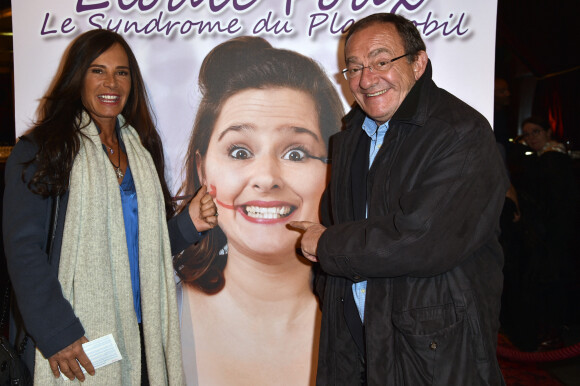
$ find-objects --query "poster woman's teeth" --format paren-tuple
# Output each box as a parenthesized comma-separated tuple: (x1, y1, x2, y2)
(244, 205, 293, 219)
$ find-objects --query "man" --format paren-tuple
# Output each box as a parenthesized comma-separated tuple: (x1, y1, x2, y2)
(290, 13, 508, 385)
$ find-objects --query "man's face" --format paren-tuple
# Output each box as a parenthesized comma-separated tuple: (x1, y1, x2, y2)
(345, 23, 426, 124)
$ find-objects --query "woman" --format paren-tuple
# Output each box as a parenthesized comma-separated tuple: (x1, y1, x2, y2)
(175, 37, 344, 385)
(3, 30, 217, 384)
(520, 115, 567, 155)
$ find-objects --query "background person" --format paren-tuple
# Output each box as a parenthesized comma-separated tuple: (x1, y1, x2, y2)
(291, 13, 508, 384)
(503, 115, 579, 350)
(519, 115, 566, 155)
(3, 29, 216, 384)
(174, 36, 343, 385)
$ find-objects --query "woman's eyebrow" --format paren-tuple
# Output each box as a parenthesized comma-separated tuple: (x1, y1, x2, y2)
(88, 64, 130, 70)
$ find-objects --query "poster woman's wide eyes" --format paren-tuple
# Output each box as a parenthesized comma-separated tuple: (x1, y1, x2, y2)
(282, 148, 307, 162)
(229, 145, 252, 160)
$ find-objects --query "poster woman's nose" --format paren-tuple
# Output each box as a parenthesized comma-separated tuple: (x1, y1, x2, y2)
(250, 155, 284, 192)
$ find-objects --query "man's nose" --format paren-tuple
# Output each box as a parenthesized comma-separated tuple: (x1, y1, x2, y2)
(358, 66, 377, 89)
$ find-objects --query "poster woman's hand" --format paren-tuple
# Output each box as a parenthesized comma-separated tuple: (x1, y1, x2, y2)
(188, 185, 218, 232)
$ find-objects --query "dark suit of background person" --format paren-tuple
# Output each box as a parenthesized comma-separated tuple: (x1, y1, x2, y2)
(291, 13, 508, 385)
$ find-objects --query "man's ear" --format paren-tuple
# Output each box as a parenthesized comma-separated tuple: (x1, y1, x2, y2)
(413, 51, 428, 80)
(196, 151, 205, 185)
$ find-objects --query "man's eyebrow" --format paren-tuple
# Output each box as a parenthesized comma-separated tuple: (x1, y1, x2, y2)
(346, 47, 392, 64)
(368, 47, 392, 58)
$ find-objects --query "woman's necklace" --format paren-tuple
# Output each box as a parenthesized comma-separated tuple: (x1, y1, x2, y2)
(104, 131, 124, 180)
(103, 144, 115, 155)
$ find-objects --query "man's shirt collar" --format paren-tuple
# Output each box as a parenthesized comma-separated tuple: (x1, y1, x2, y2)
(362, 116, 389, 139)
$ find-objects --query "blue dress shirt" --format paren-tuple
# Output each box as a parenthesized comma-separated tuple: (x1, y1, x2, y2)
(352, 116, 390, 323)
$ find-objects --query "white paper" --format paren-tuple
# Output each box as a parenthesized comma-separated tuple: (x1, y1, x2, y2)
(61, 334, 123, 380)
(77, 334, 122, 374)
(83, 334, 122, 371)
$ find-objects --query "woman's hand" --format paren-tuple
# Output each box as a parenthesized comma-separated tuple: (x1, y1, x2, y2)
(48, 336, 95, 381)
(188, 185, 218, 232)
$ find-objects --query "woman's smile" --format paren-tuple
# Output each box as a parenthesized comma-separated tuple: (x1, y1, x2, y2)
(97, 93, 122, 104)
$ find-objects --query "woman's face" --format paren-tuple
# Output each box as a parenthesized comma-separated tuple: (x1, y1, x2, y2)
(522, 122, 550, 152)
(81, 43, 131, 130)
(198, 87, 328, 258)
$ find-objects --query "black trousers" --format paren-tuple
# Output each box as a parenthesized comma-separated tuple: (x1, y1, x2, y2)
(138, 323, 149, 386)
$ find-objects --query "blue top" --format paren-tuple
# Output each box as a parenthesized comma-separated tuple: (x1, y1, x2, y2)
(119, 164, 141, 323)
(352, 116, 390, 323)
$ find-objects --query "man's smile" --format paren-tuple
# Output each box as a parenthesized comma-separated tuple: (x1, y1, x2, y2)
(366, 89, 388, 97)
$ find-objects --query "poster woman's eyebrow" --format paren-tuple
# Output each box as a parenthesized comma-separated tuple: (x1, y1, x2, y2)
(286, 126, 328, 163)
(217, 125, 322, 143)
(288, 126, 323, 143)
(217, 124, 254, 141)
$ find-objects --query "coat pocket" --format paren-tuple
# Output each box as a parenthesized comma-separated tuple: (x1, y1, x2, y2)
(392, 299, 487, 385)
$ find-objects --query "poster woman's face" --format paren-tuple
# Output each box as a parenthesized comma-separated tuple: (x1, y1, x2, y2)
(198, 87, 328, 258)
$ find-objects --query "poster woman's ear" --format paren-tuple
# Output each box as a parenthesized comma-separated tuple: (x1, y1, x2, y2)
(196, 151, 205, 186)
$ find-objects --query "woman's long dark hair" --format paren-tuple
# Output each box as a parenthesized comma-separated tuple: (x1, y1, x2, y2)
(26, 29, 174, 216)
(174, 36, 344, 293)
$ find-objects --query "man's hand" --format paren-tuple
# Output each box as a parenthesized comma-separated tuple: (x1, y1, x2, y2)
(188, 185, 218, 232)
(288, 221, 327, 262)
(48, 336, 94, 381)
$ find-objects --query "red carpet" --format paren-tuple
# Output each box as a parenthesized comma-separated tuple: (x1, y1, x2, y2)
(498, 333, 563, 385)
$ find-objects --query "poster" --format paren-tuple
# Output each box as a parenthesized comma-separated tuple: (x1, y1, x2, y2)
(11, 1, 497, 384)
